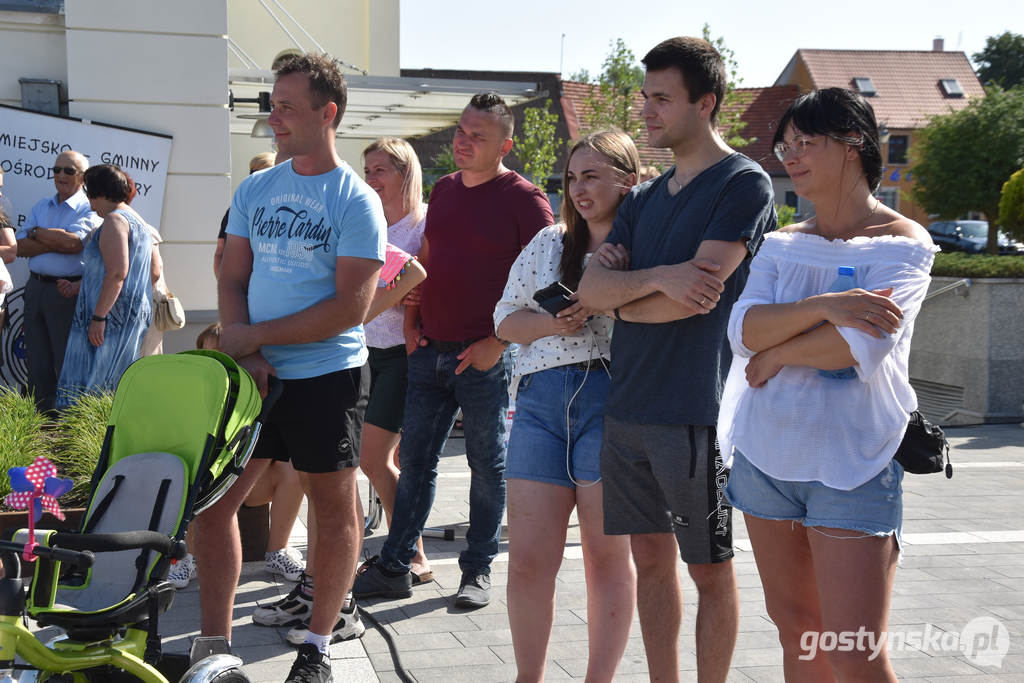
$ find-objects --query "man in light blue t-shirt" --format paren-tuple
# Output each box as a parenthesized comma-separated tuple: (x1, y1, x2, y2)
(198, 53, 385, 682)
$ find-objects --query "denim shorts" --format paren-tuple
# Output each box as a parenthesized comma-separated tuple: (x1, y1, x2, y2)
(726, 450, 903, 544)
(505, 365, 609, 489)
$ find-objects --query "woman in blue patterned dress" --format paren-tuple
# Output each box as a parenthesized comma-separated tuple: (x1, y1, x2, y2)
(56, 164, 154, 408)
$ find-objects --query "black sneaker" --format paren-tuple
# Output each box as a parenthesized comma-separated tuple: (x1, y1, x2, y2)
(252, 573, 313, 626)
(286, 600, 365, 645)
(454, 571, 491, 608)
(351, 556, 412, 599)
(285, 643, 332, 683)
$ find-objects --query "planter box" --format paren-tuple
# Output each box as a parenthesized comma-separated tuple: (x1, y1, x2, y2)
(0, 508, 87, 534)
(909, 276, 1024, 425)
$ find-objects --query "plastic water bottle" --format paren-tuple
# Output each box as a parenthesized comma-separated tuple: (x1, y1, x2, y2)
(819, 266, 858, 380)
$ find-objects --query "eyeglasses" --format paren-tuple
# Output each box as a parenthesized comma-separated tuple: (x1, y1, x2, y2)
(52, 166, 80, 176)
(773, 133, 864, 163)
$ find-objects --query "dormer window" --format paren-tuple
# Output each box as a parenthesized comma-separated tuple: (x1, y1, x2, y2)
(940, 78, 965, 97)
(852, 77, 877, 96)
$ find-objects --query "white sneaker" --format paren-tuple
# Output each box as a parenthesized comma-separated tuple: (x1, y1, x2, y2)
(168, 553, 197, 589)
(253, 575, 314, 627)
(285, 600, 364, 645)
(266, 547, 305, 582)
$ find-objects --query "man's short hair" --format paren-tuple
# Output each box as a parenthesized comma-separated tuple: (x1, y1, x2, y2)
(642, 37, 726, 125)
(275, 53, 347, 128)
(468, 92, 514, 138)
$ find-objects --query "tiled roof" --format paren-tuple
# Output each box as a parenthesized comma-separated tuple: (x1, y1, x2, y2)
(563, 81, 800, 176)
(720, 85, 801, 176)
(779, 49, 986, 129)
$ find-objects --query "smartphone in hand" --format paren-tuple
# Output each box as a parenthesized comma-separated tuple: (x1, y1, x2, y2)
(533, 281, 574, 315)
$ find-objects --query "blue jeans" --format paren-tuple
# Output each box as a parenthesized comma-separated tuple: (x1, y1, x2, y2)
(379, 344, 510, 575)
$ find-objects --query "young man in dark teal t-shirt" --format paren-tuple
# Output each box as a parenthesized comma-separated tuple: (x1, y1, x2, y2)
(579, 37, 775, 682)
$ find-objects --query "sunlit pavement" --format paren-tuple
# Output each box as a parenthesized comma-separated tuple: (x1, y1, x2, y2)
(160, 423, 1024, 681)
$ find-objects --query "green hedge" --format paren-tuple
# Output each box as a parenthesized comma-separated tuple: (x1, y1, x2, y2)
(931, 252, 1024, 278)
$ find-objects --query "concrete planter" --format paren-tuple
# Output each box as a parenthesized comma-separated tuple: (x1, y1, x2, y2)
(909, 276, 1024, 425)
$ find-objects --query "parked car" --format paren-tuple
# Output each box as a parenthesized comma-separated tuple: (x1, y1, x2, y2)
(926, 220, 1024, 254)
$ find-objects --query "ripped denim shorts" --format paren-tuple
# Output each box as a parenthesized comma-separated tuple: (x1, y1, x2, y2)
(726, 450, 903, 547)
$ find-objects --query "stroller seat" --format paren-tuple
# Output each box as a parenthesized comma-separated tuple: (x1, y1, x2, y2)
(19, 351, 262, 643)
(31, 451, 187, 638)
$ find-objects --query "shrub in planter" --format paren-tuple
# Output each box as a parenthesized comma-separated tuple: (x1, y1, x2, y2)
(48, 391, 113, 509)
(0, 388, 49, 500)
(932, 252, 1024, 278)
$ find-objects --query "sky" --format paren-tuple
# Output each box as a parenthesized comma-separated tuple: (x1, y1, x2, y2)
(400, 0, 1019, 88)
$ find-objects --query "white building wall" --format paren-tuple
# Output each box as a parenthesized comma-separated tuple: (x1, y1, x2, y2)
(64, 0, 229, 321)
(227, 0, 401, 188)
(0, 10, 68, 107)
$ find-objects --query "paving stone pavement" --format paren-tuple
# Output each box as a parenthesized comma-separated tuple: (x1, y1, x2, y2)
(154, 422, 1023, 681)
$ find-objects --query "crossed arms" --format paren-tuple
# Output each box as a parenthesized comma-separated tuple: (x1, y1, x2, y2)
(577, 238, 751, 324)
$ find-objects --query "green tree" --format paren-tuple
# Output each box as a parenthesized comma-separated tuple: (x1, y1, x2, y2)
(514, 100, 562, 190)
(574, 38, 644, 139)
(423, 145, 458, 199)
(998, 167, 1024, 240)
(910, 86, 1024, 253)
(702, 24, 751, 148)
(775, 203, 797, 227)
(973, 31, 1024, 89)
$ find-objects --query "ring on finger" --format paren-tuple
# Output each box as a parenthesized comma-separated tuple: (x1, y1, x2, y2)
(700, 297, 707, 307)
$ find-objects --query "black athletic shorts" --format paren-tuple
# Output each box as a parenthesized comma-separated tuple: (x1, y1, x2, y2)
(252, 365, 368, 473)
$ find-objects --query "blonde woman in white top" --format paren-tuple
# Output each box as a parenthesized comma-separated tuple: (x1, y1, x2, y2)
(719, 88, 936, 680)
(359, 138, 433, 582)
(494, 130, 638, 683)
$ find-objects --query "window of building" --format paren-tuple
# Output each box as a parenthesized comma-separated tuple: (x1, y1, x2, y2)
(784, 191, 798, 208)
(0, 0, 61, 11)
(940, 79, 965, 98)
(876, 187, 899, 211)
(852, 77, 877, 96)
(888, 135, 909, 164)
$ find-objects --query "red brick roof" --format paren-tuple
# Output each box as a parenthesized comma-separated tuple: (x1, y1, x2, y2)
(562, 81, 800, 176)
(720, 85, 801, 176)
(778, 49, 986, 129)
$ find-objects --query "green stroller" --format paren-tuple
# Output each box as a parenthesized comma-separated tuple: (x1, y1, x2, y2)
(0, 350, 274, 682)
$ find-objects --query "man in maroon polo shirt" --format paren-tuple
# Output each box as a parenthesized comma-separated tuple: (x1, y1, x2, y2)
(353, 92, 552, 608)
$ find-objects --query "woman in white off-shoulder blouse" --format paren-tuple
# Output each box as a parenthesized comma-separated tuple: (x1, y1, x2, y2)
(719, 88, 937, 680)
(494, 130, 638, 683)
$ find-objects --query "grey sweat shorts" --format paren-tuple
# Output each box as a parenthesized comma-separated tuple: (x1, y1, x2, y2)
(601, 415, 733, 564)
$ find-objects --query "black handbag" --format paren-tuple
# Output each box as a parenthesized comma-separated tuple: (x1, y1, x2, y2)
(894, 410, 952, 478)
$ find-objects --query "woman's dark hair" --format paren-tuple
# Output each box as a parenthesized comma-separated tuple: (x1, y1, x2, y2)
(83, 164, 137, 204)
(560, 130, 640, 289)
(772, 87, 884, 191)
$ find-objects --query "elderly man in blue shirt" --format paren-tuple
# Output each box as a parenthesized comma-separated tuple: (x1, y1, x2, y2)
(15, 150, 100, 413)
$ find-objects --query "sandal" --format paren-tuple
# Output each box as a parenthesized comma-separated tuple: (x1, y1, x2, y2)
(411, 564, 435, 586)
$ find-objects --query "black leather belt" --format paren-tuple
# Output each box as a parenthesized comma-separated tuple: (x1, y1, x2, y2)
(30, 272, 81, 284)
(570, 358, 608, 372)
(428, 338, 476, 353)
